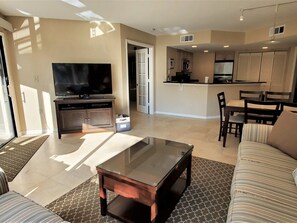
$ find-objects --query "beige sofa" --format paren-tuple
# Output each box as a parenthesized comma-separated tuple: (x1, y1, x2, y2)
(227, 123, 297, 222)
(0, 167, 68, 223)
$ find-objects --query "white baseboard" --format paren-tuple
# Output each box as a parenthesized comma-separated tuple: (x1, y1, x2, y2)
(19, 129, 53, 136)
(155, 111, 219, 120)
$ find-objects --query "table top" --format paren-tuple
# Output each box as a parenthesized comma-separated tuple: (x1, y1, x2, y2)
(97, 137, 193, 187)
(227, 99, 277, 110)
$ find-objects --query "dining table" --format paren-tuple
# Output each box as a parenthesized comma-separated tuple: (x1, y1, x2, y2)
(222, 99, 280, 147)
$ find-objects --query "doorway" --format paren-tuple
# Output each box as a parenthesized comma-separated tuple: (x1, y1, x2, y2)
(127, 40, 154, 115)
(0, 35, 17, 147)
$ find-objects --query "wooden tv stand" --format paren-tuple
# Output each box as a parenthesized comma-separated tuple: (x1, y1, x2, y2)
(54, 97, 116, 139)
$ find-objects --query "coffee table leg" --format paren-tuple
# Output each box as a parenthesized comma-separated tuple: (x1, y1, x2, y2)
(150, 193, 158, 223)
(99, 174, 107, 216)
(186, 154, 192, 186)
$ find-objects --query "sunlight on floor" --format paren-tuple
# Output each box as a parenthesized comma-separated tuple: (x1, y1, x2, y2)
(8, 112, 240, 206)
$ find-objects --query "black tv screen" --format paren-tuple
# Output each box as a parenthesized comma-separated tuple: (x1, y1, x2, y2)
(52, 63, 112, 97)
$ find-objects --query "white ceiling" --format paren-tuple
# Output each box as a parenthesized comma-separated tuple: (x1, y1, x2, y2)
(0, 0, 297, 51)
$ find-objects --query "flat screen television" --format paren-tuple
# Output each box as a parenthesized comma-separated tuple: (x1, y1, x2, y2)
(52, 63, 112, 97)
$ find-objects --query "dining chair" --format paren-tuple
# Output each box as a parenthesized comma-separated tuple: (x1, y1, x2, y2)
(239, 90, 264, 101)
(264, 91, 291, 102)
(217, 92, 244, 142)
(244, 99, 280, 125)
(280, 101, 297, 113)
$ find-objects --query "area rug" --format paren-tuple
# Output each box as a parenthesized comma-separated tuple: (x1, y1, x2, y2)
(46, 157, 235, 223)
(0, 135, 49, 181)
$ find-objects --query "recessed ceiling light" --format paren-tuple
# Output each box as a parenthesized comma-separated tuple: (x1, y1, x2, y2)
(224, 45, 229, 48)
(269, 39, 280, 44)
(179, 29, 188, 34)
(192, 45, 197, 48)
(204, 50, 209, 53)
(262, 46, 268, 49)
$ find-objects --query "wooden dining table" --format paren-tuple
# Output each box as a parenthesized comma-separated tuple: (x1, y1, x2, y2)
(222, 99, 280, 147)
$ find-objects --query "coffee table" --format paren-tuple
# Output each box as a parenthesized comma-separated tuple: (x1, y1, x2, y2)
(96, 137, 193, 223)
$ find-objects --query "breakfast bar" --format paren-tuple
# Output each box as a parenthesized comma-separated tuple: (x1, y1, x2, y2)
(156, 82, 264, 119)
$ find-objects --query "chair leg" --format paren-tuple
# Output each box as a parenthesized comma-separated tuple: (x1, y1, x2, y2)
(218, 123, 222, 141)
(239, 124, 243, 142)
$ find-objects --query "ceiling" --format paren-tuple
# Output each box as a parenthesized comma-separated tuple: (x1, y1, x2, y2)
(1, 0, 297, 51)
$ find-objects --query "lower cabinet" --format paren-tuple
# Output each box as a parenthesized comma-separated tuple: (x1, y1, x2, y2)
(87, 108, 113, 128)
(54, 98, 115, 139)
(60, 109, 86, 131)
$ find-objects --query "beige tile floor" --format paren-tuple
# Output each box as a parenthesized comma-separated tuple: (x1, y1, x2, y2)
(9, 110, 239, 207)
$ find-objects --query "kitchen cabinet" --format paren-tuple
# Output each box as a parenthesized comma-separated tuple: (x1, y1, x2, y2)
(237, 52, 262, 81)
(215, 51, 235, 61)
(259, 51, 287, 91)
(237, 51, 287, 91)
(260, 52, 274, 90)
(271, 51, 287, 91)
(237, 53, 249, 80)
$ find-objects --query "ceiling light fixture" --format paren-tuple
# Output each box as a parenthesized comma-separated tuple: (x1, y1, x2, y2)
(239, 9, 244, 21)
(192, 45, 197, 48)
(239, 1, 297, 21)
(262, 46, 268, 49)
(269, 4, 280, 44)
(224, 45, 229, 48)
(239, 1, 297, 43)
(204, 50, 209, 53)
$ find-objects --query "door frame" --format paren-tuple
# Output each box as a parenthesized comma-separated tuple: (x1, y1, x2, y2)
(125, 39, 154, 115)
(0, 33, 17, 142)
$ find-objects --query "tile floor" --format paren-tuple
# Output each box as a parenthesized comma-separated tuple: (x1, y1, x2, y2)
(9, 110, 240, 207)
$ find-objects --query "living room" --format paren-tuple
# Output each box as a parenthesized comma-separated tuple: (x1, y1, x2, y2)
(0, 0, 297, 222)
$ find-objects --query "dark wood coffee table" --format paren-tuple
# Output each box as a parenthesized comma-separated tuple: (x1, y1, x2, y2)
(96, 137, 193, 223)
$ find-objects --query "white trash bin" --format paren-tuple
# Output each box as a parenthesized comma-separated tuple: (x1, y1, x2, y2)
(116, 114, 131, 132)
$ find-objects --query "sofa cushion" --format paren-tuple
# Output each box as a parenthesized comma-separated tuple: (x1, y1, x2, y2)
(267, 111, 297, 159)
(293, 168, 297, 187)
(231, 159, 297, 208)
(227, 191, 297, 223)
(0, 191, 66, 223)
(238, 141, 297, 171)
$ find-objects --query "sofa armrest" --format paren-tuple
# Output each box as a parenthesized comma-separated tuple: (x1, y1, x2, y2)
(0, 167, 9, 195)
(241, 123, 273, 144)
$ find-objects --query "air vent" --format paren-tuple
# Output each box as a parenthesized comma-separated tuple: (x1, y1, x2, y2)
(269, 25, 285, 37)
(180, 34, 194, 43)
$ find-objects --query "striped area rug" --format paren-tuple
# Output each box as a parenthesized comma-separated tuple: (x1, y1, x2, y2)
(47, 157, 235, 223)
(0, 135, 49, 181)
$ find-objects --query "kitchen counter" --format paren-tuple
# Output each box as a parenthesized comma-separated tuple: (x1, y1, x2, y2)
(163, 81, 265, 85)
(156, 81, 265, 119)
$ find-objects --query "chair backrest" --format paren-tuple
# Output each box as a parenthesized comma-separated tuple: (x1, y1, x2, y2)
(264, 91, 291, 102)
(239, 90, 264, 101)
(217, 92, 226, 122)
(280, 101, 297, 113)
(244, 99, 280, 124)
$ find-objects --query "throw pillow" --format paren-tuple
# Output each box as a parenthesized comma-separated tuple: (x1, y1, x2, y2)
(293, 168, 297, 187)
(267, 110, 297, 159)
